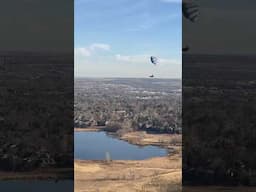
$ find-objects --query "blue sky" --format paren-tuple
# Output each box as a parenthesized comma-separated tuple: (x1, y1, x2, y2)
(75, 0, 181, 78)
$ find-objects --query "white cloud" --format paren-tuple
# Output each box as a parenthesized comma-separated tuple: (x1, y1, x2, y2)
(75, 47, 91, 57)
(158, 58, 180, 66)
(90, 43, 111, 51)
(75, 43, 111, 57)
(115, 54, 149, 63)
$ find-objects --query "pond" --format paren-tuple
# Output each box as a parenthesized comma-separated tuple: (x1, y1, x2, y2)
(75, 131, 168, 160)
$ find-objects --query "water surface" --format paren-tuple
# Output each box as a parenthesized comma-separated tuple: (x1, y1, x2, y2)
(75, 131, 167, 160)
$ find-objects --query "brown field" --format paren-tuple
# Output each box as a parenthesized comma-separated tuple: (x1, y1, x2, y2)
(119, 131, 181, 148)
(75, 154, 181, 192)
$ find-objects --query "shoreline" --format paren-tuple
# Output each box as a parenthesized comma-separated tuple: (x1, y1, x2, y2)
(74, 126, 105, 132)
(74, 127, 182, 150)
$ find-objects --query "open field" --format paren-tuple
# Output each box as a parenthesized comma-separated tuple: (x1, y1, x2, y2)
(119, 131, 181, 149)
(75, 154, 181, 192)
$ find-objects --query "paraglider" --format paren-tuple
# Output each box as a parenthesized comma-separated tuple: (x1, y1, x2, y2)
(150, 56, 158, 66)
(182, 0, 199, 52)
(149, 56, 158, 78)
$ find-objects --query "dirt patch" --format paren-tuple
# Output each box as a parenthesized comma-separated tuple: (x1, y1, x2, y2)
(119, 131, 181, 149)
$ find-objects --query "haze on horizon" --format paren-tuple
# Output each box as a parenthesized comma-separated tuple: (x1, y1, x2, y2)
(75, 0, 181, 79)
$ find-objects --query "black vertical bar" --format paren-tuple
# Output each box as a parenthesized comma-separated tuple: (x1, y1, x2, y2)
(183, 1, 256, 191)
(0, 0, 74, 191)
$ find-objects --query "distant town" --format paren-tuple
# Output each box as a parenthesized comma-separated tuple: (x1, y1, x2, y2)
(74, 78, 182, 135)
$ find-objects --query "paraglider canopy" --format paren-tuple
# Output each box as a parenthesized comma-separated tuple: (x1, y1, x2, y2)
(182, 0, 199, 23)
(150, 56, 158, 65)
